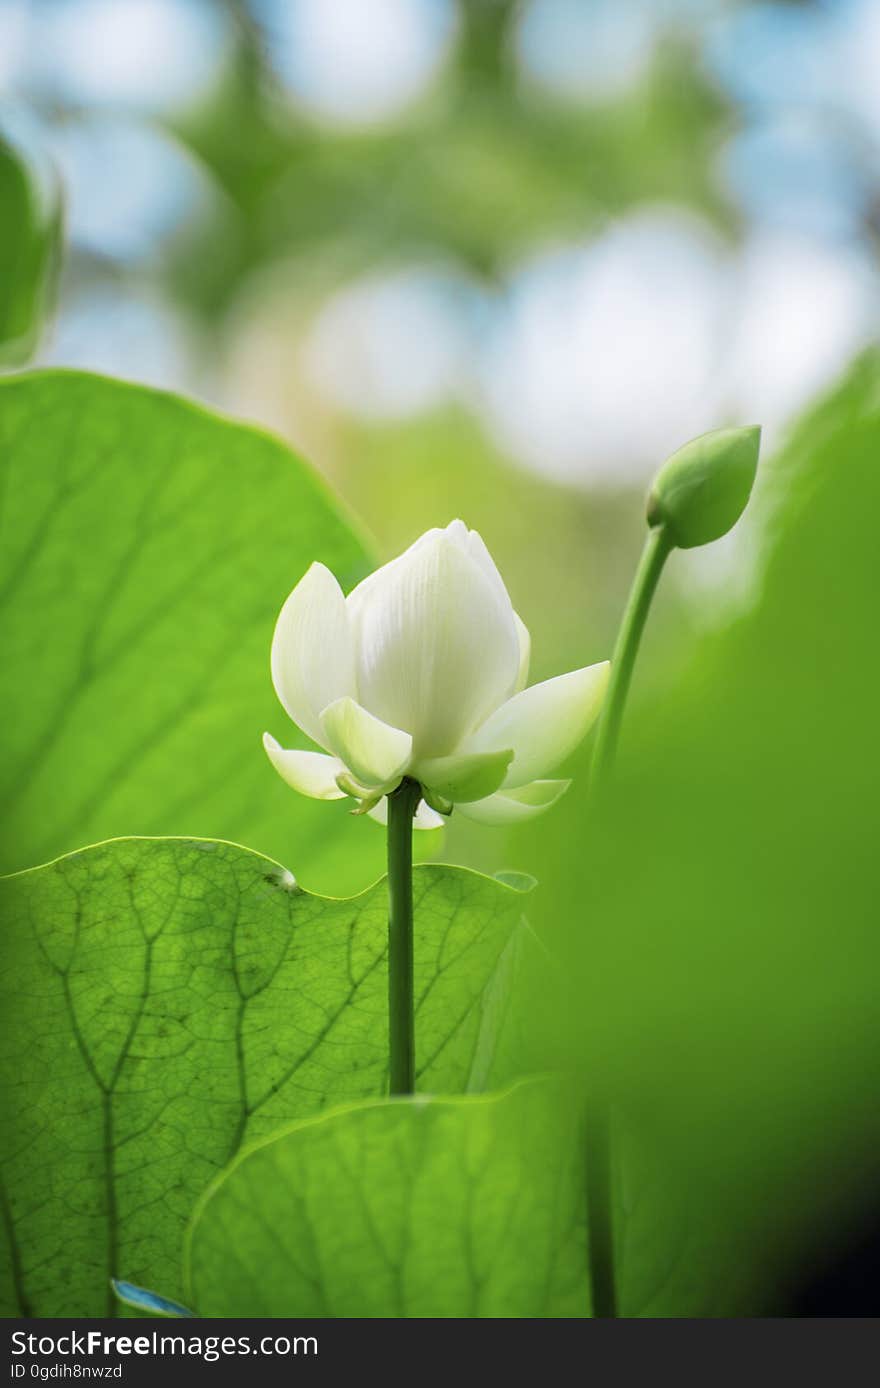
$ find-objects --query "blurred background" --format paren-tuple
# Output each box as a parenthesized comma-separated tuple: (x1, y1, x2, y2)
(3, 0, 880, 1316)
(2, 0, 879, 622)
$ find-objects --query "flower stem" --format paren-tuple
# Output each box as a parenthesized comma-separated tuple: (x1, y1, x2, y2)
(584, 522, 673, 1318)
(591, 523, 673, 795)
(386, 776, 422, 1095)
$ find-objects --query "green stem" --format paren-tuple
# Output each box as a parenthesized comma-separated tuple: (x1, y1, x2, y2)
(591, 524, 673, 795)
(386, 776, 421, 1095)
(583, 1106, 615, 1318)
(584, 522, 673, 1319)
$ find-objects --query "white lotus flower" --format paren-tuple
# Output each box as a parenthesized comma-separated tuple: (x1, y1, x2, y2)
(264, 520, 609, 828)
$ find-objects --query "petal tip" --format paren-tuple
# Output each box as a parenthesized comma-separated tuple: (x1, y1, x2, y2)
(262, 730, 282, 759)
(305, 558, 333, 579)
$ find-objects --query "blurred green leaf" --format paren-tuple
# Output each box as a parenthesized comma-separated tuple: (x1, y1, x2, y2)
(0, 370, 383, 893)
(614, 1123, 758, 1317)
(0, 122, 62, 364)
(534, 350, 880, 1307)
(0, 837, 531, 1316)
(186, 1080, 586, 1318)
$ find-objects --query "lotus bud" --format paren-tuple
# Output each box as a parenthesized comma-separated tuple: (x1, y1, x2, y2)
(647, 426, 761, 549)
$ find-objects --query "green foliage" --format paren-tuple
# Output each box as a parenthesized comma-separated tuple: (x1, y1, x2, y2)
(0, 0, 872, 1323)
(186, 1081, 586, 1319)
(172, 14, 731, 317)
(0, 371, 382, 893)
(0, 123, 61, 364)
(0, 837, 530, 1316)
(531, 351, 880, 1304)
(179, 1085, 730, 1319)
(1, 344, 878, 1321)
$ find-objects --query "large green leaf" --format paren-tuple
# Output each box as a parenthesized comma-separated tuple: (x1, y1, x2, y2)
(0, 838, 531, 1317)
(186, 1081, 586, 1318)
(0, 369, 385, 893)
(182, 1097, 747, 1320)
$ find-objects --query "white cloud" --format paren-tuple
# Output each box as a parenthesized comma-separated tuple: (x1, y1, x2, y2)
(40, 283, 206, 394)
(0, 0, 27, 93)
(21, 0, 231, 113)
(479, 210, 729, 483)
(48, 117, 219, 263)
(516, 0, 657, 104)
(723, 229, 879, 440)
(260, 0, 457, 127)
(301, 267, 469, 418)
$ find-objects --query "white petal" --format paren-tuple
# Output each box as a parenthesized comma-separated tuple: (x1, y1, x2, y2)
(271, 563, 357, 747)
(414, 748, 513, 803)
(263, 732, 346, 800)
(513, 612, 531, 694)
(443, 518, 470, 548)
(447, 520, 506, 594)
(466, 661, 610, 787)
(367, 797, 446, 830)
(456, 779, 570, 825)
(320, 696, 412, 789)
(347, 527, 519, 758)
(447, 524, 530, 700)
